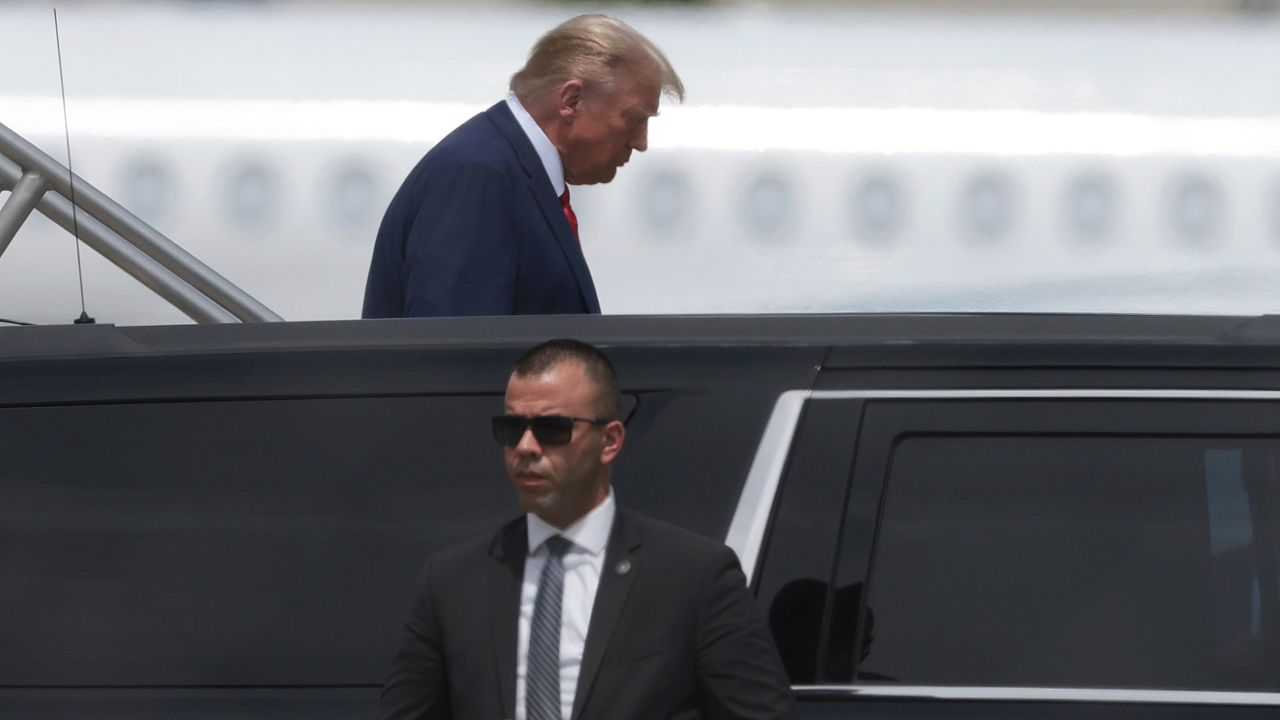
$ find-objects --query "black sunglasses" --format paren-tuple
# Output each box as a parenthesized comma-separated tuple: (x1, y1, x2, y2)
(492, 414, 611, 446)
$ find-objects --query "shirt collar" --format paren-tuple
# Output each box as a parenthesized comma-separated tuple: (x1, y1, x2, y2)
(527, 488, 616, 557)
(505, 94, 565, 197)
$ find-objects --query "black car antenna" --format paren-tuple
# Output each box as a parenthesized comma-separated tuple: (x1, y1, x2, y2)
(53, 8, 94, 325)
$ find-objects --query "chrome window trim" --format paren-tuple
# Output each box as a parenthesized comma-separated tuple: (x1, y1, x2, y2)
(725, 388, 1280, 585)
(810, 389, 1280, 401)
(791, 684, 1280, 706)
(724, 389, 810, 582)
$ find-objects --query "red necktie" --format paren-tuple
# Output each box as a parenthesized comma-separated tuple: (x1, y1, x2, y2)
(560, 189, 579, 244)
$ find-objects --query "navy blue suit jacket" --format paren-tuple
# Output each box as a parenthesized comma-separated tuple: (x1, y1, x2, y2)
(362, 101, 601, 317)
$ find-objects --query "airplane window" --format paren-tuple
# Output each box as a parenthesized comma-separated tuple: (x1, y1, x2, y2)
(1169, 174, 1221, 246)
(330, 165, 378, 229)
(743, 172, 795, 237)
(1066, 172, 1117, 242)
(1273, 181, 1280, 245)
(1269, 181, 1280, 243)
(121, 159, 175, 225)
(226, 163, 277, 230)
(963, 171, 1015, 242)
(640, 170, 690, 231)
(851, 174, 904, 242)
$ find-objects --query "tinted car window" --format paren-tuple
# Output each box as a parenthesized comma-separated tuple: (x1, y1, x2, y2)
(859, 434, 1280, 691)
(755, 400, 864, 683)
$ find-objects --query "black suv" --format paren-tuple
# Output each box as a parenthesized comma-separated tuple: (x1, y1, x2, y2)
(3, 314, 1279, 718)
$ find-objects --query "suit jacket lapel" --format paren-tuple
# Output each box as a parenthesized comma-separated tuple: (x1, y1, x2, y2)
(485, 102, 602, 314)
(571, 509, 642, 720)
(489, 517, 527, 720)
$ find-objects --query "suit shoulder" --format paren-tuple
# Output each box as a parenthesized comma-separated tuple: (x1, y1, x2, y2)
(388, 119, 520, 220)
(426, 516, 523, 571)
(626, 509, 736, 564)
(420, 110, 521, 173)
(429, 532, 489, 563)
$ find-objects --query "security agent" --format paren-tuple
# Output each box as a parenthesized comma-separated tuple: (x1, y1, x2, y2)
(380, 338, 797, 720)
(362, 16, 684, 318)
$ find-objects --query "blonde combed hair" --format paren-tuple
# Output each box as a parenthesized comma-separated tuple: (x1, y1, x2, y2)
(510, 14, 685, 106)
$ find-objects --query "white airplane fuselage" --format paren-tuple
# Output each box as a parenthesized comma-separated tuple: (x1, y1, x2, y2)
(4, 4, 1280, 324)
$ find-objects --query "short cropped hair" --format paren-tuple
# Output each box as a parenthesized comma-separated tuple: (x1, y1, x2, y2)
(512, 338, 621, 420)
(510, 14, 685, 106)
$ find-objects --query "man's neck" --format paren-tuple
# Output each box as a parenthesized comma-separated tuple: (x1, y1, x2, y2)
(505, 94, 565, 196)
(519, 95, 561, 145)
(527, 488, 616, 555)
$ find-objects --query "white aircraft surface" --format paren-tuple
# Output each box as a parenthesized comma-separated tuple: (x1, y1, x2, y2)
(3, 2, 1280, 325)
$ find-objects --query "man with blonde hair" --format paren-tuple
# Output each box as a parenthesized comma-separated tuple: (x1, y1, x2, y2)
(362, 15, 683, 318)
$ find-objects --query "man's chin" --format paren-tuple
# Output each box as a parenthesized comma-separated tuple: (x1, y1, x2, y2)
(568, 167, 618, 185)
(515, 489, 553, 514)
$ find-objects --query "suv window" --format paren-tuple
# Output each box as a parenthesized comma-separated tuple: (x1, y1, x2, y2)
(859, 433, 1280, 690)
(782, 397, 1280, 694)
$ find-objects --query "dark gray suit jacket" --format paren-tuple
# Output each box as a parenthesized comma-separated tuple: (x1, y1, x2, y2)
(379, 508, 797, 720)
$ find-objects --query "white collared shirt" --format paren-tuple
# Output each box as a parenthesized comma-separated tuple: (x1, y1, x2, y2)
(515, 490, 616, 720)
(505, 94, 565, 197)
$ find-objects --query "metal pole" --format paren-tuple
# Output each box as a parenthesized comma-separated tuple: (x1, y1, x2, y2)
(0, 171, 47, 259)
(21, 176, 239, 324)
(0, 121, 282, 322)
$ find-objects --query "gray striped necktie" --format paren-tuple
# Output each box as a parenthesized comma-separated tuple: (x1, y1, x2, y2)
(528, 535, 571, 720)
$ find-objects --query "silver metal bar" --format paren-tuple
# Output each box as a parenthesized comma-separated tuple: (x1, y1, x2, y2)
(793, 684, 1280, 707)
(0, 171, 47, 258)
(0, 154, 236, 323)
(810, 389, 1280, 400)
(724, 390, 810, 583)
(39, 190, 237, 324)
(0, 120, 282, 322)
(35, 185, 239, 324)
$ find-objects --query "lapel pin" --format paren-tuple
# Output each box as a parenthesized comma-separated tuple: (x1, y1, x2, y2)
(614, 559, 632, 576)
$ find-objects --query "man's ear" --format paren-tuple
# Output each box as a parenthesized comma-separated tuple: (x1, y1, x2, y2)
(600, 419, 625, 465)
(557, 79, 585, 121)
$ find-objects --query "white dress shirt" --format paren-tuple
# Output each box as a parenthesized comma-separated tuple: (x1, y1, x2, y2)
(515, 490, 616, 720)
(505, 94, 565, 197)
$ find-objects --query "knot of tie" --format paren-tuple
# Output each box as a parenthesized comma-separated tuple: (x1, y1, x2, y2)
(544, 535, 572, 558)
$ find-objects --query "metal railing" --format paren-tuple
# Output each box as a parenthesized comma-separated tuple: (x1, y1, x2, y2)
(0, 120, 282, 323)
